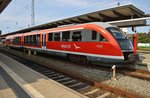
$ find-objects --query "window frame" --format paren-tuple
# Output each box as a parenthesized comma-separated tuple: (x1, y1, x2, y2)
(13, 37, 21, 44)
(72, 31, 82, 42)
(62, 31, 70, 41)
(24, 34, 40, 45)
(54, 33, 61, 41)
(48, 33, 53, 41)
(91, 30, 97, 40)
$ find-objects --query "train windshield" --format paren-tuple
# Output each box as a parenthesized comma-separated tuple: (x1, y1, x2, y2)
(106, 27, 133, 50)
(106, 27, 126, 39)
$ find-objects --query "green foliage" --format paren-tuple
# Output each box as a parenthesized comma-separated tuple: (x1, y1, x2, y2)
(137, 33, 150, 43)
(138, 46, 150, 51)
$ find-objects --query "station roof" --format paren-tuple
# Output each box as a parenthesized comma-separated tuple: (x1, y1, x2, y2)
(0, 0, 11, 13)
(2, 4, 147, 36)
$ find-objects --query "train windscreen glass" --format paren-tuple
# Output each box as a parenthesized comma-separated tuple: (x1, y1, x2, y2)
(106, 27, 133, 50)
(106, 27, 126, 39)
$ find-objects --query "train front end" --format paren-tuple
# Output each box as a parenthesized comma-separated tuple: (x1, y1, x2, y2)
(106, 27, 139, 63)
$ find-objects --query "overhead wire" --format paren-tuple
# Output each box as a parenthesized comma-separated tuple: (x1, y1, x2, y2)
(11, 0, 42, 21)
(1, 0, 41, 33)
(3, 0, 118, 33)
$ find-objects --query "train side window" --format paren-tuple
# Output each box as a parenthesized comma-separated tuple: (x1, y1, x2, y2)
(14, 37, 16, 44)
(54, 33, 60, 41)
(24, 36, 27, 44)
(19, 37, 21, 43)
(29, 35, 32, 44)
(48, 33, 53, 41)
(72, 31, 82, 41)
(36, 34, 40, 45)
(6, 39, 10, 42)
(62, 31, 70, 41)
(33, 35, 36, 44)
(27, 36, 30, 44)
(24, 35, 40, 45)
(17, 37, 19, 43)
(14, 37, 21, 44)
(27, 36, 29, 44)
(92, 30, 97, 40)
(99, 34, 107, 42)
(13, 37, 16, 44)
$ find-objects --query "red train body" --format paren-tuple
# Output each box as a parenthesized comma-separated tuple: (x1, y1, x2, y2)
(5, 22, 135, 65)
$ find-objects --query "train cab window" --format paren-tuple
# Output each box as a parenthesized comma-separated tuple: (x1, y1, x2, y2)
(48, 33, 53, 41)
(106, 27, 126, 39)
(92, 30, 97, 40)
(62, 31, 70, 41)
(99, 34, 107, 42)
(54, 33, 60, 41)
(72, 31, 82, 41)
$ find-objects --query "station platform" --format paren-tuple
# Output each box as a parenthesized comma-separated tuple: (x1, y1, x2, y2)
(138, 52, 150, 71)
(0, 72, 17, 98)
(139, 53, 150, 64)
(0, 53, 88, 98)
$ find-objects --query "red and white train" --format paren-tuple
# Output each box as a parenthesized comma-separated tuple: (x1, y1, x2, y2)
(5, 22, 137, 65)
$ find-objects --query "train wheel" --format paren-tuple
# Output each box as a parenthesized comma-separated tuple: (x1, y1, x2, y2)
(68, 54, 80, 63)
(80, 56, 89, 65)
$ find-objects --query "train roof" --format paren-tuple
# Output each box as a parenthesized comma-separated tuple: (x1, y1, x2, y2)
(2, 4, 147, 37)
(38, 22, 115, 33)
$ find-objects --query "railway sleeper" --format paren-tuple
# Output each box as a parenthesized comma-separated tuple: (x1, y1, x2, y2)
(51, 75, 66, 80)
(42, 71, 56, 76)
(70, 84, 90, 91)
(30, 66, 47, 70)
(57, 78, 73, 83)
(39, 70, 52, 74)
(62, 80, 77, 85)
(64, 80, 81, 86)
(71, 84, 92, 91)
(46, 73, 61, 78)
(68, 82, 84, 88)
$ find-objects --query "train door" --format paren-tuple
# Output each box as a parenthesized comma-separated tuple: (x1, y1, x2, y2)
(42, 33, 46, 50)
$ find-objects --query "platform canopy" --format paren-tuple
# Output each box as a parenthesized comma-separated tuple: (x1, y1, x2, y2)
(0, 0, 11, 13)
(2, 4, 149, 36)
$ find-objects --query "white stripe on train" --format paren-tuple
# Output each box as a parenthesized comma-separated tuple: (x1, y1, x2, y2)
(23, 46, 124, 60)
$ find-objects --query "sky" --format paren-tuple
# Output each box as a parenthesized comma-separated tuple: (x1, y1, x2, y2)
(0, 0, 150, 34)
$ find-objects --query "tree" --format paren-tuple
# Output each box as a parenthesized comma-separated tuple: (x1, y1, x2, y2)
(137, 33, 150, 43)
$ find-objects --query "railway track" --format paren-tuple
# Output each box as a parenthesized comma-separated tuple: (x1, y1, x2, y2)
(119, 68, 150, 80)
(0, 47, 147, 98)
(0, 49, 115, 98)
(88, 64, 150, 81)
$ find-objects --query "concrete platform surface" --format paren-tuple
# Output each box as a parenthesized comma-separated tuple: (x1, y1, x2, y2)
(139, 53, 150, 71)
(139, 53, 150, 64)
(0, 66, 31, 98)
(0, 74, 17, 98)
(0, 53, 88, 98)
